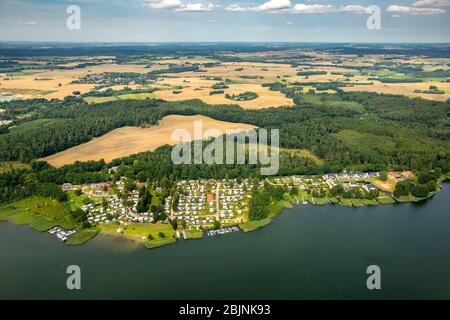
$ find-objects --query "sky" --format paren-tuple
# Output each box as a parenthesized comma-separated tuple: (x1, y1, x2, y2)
(0, 0, 449, 42)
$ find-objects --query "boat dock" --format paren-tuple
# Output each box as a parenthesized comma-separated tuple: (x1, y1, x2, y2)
(206, 226, 240, 237)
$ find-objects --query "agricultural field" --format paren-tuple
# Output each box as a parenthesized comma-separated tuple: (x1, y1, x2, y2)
(40, 114, 257, 167)
(0, 62, 162, 100)
(152, 76, 293, 109)
(2, 50, 449, 104)
(343, 81, 450, 101)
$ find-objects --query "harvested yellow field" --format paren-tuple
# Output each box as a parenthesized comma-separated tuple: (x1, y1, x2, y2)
(153, 77, 293, 109)
(0, 80, 95, 99)
(343, 81, 450, 101)
(40, 115, 257, 167)
(292, 73, 346, 83)
(180, 61, 298, 83)
(0, 63, 158, 100)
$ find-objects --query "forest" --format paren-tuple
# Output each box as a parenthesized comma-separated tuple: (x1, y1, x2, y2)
(0, 89, 449, 206)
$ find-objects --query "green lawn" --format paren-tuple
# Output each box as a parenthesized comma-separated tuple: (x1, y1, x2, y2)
(67, 229, 99, 245)
(394, 193, 435, 203)
(350, 198, 363, 207)
(240, 218, 272, 232)
(268, 200, 292, 218)
(99, 222, 176, 249)
(314, 197, 330, 205)
(361, 199, 379, 206)
(376, 196, 396, 205)
(329, 197, 339, 204)
(66, 190, 91, 211)
(0, 196, 77, 231)
(339, 198, 353, 207)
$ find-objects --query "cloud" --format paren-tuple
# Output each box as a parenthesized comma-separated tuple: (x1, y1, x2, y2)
(387, 4, 446, 15)
(225, 4, 247, 12)
(339, 5, 373, 14)
(291, 4, 336, 14)
(251, 0, 292, 12)
(413, 0, 450, 7)
(145, 0, 214, 12)
(176, 3, 214, 11)
(144, 0, 184, 9)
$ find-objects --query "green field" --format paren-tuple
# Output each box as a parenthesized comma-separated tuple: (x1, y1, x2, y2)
(240, 218, 272, 232)
(329, 197, 339, 204)
(98, 222, 176, 249)
(84, 96, 118, 104)
(67, 229, 99, 245)
(314, 197, 330, 205)
(84, 92, 155, 104)
(334, 130, 397, 154)
(185, 230, 203, 240)
(0, 196, 77, 231)
(296, 94, 365, 113)
(339, 198, 353, 207)
(0, 161, 31, 173)
(350, 198, 363, 207)
(376, 196, 396, 205)
(8, 119, 65, 135)
(268, 200, 293, 218)
(361, 199, 379, 206)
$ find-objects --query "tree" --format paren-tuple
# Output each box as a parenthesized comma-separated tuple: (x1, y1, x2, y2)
(290, 186, 299, 196)
(102, 197, 108, 209)
(158, 232, 165, 238)
(394, 180, 411, 198)
(249, 190, 271, 220)
(330, 184, 344, 197)
(124, 180, 137, 193)
(169, 218, 178, 230)
(380, 172, 388, 181)
(0, 126, 8, 134)
(136, 186, 151, 213)
(161, 176, 171, 189)
(412, 184, 429, 198)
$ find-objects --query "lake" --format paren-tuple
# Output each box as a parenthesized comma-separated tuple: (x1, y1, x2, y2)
(1, 183, 449, 299)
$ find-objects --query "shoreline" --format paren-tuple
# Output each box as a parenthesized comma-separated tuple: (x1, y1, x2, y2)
(1, 182, 447, 249)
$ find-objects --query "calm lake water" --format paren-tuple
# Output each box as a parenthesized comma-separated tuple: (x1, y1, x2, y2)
(1, 183, 450, 299)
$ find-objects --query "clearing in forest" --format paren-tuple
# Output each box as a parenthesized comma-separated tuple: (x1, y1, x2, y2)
(40, 114, 257, 167)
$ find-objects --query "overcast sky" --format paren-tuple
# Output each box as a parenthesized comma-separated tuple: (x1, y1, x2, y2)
(0, 0, 449, 42)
